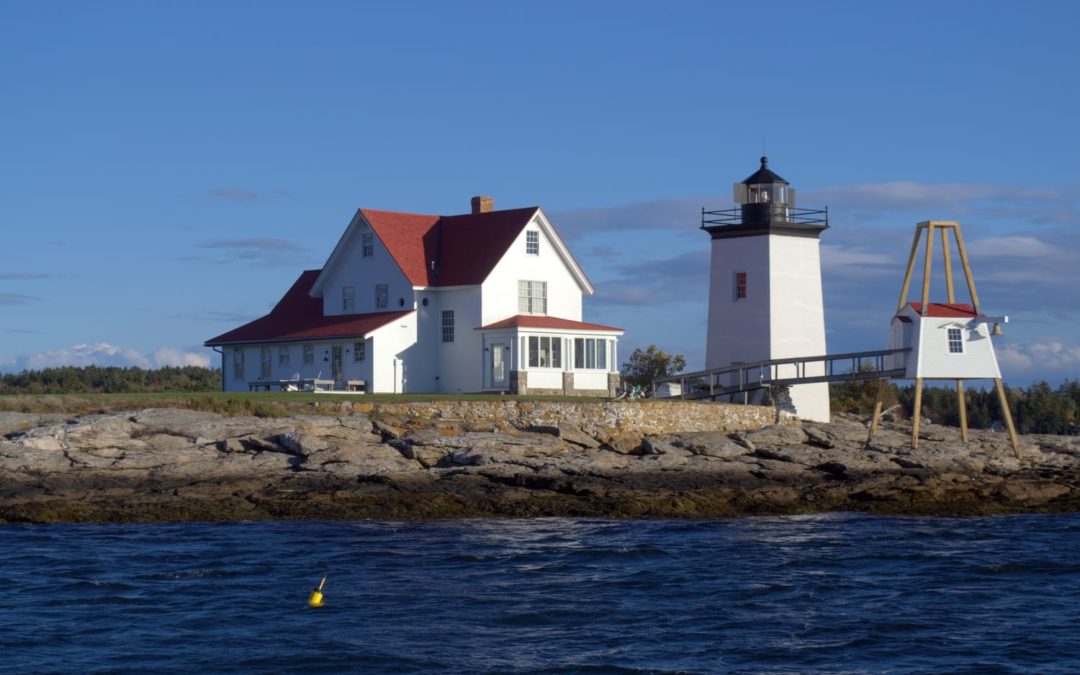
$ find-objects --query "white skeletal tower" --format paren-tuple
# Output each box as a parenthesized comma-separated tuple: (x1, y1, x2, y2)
(703, 157, 830, 422)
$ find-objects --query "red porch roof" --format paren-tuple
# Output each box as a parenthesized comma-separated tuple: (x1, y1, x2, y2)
(205, 270, 413, 345)
(476, 315, 623, 332)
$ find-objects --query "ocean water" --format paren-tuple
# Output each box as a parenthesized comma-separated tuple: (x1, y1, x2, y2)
(2, 514, 1080, 674)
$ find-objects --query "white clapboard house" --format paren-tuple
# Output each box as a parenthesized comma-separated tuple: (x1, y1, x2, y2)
(886, 302, 1004, 380)
(206, 197, 623, 394)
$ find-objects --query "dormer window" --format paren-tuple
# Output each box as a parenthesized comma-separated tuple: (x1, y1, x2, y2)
(526, 231, 539, 255)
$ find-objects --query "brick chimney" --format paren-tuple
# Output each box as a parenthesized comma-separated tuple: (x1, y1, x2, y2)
(471, 195, 494, 214)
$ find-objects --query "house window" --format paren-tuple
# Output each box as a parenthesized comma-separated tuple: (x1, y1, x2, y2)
(375, 284, 388, 309)
(354, 341, 365, 362)
(303, 344, 314, 364)
(278, 346, 289, 366)
(573, 338, 608, 370)
(362, 232, 374, 258)
(260, 347, 272, 378)
(442, 310, 455, 343)
(342, 286, 355, 313)
(518, 280, 547, 314)
(527, 336, 562, 368)
(948, 328, 964, 354)
(734, 272, 747, 300)
(233, 349, 244, 379)
(526, 231, 539, 255)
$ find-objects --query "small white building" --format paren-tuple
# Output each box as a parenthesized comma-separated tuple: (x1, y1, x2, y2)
(703, 157, 831, 422)
(206, 197, 623, 394)
(887, 302, 1003, 379)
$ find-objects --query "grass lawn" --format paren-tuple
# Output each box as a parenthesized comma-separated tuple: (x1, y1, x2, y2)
(0, 391, 618, 416)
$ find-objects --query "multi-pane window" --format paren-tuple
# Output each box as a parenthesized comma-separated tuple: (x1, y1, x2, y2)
(518, 280, 547, 314)
(303, 344, 314, 364)
(527, 336, 562, 368)
(362, 232, 374, 258)
(573, 338, 608, 370)
(526, 230, 539, 255)
(947, 328, 964, 354)
(342, 286, 355, 313)
(278, 345, 289, 366)
(734, 272, 748, 300)
(233, 349, 244, 379)
(375, 284, 388, 309)
(442, 310, 455, 343)
(260, 347, 272, 378)
(354, 341, 365, 362)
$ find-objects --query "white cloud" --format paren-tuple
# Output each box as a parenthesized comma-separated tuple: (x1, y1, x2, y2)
(0, 342, 211, 373)
(964, 235, 1060, 258)
(996, 340, 1080, 375)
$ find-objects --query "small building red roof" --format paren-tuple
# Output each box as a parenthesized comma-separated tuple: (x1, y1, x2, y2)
(360, 206, 541, 287)
(905, 302, 980, 318)
(205, 270, 412, 345)
(476, 315, 623, 332)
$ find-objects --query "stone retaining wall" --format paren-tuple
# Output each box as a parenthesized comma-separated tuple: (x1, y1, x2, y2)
(353, 400, 775, 438)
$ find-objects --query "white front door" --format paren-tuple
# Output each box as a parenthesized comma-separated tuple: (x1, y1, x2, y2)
(490, 344, 507, 389)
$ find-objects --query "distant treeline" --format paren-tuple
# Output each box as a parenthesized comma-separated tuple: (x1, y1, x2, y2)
(831, 379, 1080, 436)
(0, 366, 222, 394)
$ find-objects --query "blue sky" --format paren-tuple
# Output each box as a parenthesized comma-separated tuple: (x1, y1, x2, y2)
(1, 0, 1078, 386)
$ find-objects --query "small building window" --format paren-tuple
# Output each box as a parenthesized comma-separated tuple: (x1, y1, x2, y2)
(233, 349, 244, 379)
(362, 232, 374, 258)
(278, 345, 289, 366)
(442, 310, 455, 343)
(734, 272, 747, 300)
(948, 327, 964, 354)
(260, 347, 272, 378)
(526, 230, 540, 255)
(527, 336, 562, 368)
(353, 341, 365, 362)
(573, 338, 607, 370)
(518, 280, 547, 314)
(342, 286, 355, 313)
(303, 344, 314, 364)
(375, 284, 388, 309)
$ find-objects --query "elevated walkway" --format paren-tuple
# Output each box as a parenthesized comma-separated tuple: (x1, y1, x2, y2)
(652, 348, 910, 401)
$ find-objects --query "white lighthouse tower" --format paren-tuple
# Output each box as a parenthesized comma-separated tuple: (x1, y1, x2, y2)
(703, 157, 831, 422)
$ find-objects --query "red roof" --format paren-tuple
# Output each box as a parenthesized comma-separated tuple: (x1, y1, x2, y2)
(905, 302, 980, 318)
(205, 270, 413, 345)
(360, 206, 541, 287)
(476, 315, 623, 332)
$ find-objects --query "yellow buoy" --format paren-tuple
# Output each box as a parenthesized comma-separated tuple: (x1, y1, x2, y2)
(308, 576, 326, 607)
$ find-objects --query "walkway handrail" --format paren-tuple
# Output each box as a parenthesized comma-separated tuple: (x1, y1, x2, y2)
(651, 347, 912, 400)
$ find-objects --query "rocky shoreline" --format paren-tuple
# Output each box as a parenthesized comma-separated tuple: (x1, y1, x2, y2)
(2, 405, 1079, 523)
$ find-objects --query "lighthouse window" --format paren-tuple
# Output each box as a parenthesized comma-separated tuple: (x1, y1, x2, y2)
(947, 328, 964, 354)
(734, 272, 748, 300)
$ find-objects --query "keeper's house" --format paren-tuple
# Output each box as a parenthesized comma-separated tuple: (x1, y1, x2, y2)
(206, 196, 623, 395)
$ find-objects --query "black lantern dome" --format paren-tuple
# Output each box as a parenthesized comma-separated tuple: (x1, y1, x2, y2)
(701, 157, 828, 239)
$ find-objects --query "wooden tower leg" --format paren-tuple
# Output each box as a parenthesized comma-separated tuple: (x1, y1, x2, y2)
(911, 377, 924, 449)
(897, 228, 923, 312)
(994, 378, 1021, 457)
(920, 225, 935, 313)
(866, 379, 887, 444)
(956, 380, 968, 443)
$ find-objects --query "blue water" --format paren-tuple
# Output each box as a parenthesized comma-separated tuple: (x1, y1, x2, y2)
(2, 514, 1080, 673)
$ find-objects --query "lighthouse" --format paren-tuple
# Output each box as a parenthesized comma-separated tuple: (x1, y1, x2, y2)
(702, 157, 831, 422)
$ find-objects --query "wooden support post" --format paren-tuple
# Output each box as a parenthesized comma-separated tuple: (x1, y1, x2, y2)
(920, 225, 934, 314)
(911, 377, 924, 449)
(941, 225, 955, 303)
(956, 379, 968, 443)
(867, 378, 887, 444)
(897, 227, 923, 312)
(994, 378, 1021, 456)
(952, 225, 982, 312)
